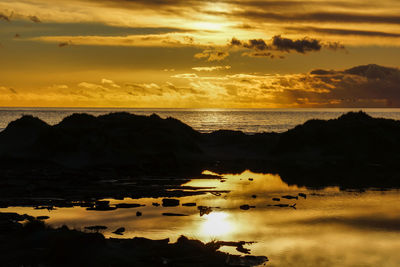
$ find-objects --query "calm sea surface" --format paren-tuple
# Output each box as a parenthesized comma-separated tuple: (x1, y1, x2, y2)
(1, 107, 400, 133)
(2, 108, 400, 266)
(2, 171, 400, 267)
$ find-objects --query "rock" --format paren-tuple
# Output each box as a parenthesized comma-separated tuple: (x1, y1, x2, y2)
(136, 211, 142, 216)
(84, 225, 107, 232)
(162, 199, 180, 207)
(240, 205, 255, 210)
(182, 203, 196, 207)
(112, 227, 125, 235)
(281, 195, 298, 200)
(298, 193, 307, 199)
(198, 206, 212, 216)
(36, 216, 50, 220)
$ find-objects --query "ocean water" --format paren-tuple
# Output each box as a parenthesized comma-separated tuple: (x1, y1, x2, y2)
(2, 170, 400, 267)
(1, 107, 400, 133)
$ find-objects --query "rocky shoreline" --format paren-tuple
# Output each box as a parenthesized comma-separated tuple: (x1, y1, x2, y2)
(0, 212, 267, 267)
(0, 111, 399, 191)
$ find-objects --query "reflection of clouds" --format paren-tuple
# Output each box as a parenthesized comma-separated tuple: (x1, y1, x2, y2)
(288, 214, 400, 232)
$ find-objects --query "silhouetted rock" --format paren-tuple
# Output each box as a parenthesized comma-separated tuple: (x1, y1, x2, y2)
(240, 205, 255, 210)
(36, 216, 50, 220)
(269, 204, 296, 209)
(298, 193, 307, 199)
(198, 206, 212, 216)
(162, 198, 180, 207)
(84, 225, 107, 232)
(2, 111, 400, 190)
(182, 202, 196, 207)
(113, 227, 125, 235)
(136, 211, 142, 216)
(0, 213, 268, 266)
(115, 203, 144, 209)
(281, 195, 298, 200)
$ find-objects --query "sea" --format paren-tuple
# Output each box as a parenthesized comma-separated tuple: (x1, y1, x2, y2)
(1, 107, 400, 133)
(2, 107, 400, 266)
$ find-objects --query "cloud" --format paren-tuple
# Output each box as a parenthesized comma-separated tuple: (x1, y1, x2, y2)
(78, 82, 110, 92)
(230, 35, 344, 58)
(231, 38, 269, 51)
(34, 33, 202, 48)
(29, 15, 41, 23)
(272, 35, 321, 53)
(225, 10, 400, 25)
(194, 50, 229, 61)
(171, 73, 199, 79)
(286, 26, 400, 38)
(125, 81, 205, 96)
(101, 78, 120, 88)
(1, 64, 400, 108)
(192, 66, 231, 72)
(169, 64, 400, 107)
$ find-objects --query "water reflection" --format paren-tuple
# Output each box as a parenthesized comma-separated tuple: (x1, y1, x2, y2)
(200, 212, 234, 238)
(2, 170, 400, 266)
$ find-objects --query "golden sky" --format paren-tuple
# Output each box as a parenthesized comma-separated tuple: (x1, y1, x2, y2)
(1, 0, 400, 107)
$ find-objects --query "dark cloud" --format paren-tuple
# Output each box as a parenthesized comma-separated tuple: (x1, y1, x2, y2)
(279, 64, 400, 107)
(344, 64, 399, 79)
(310, 69, 336, 75)
(272, 35, 321, 53)
(230, 38, 269, 50)
(89, 0, 380, 12)
(286, 26, 400, 38)
(324, 41, 346, 51)
(225, 0, 380, 10)
(216, 10, 400, 25)
(230, 35, 342, 57)
(29, 15, 41, 23)
(85, 0, 204, 15)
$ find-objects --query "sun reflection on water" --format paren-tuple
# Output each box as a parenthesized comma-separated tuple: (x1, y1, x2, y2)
(200, 212, 234, 238)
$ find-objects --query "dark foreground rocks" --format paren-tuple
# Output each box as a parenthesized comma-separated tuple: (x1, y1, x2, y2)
(0, 212, 268, 267)
(1, 111, 400, 191)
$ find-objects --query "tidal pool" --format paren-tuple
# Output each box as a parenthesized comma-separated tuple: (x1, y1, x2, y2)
(2, 170, 400, 267)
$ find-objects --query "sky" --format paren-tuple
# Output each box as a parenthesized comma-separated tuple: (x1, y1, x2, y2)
(1, 0, 400, 108)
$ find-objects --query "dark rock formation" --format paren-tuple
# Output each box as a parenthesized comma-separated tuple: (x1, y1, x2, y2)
(1, 111, 400, 189)
(0, 213, 268, 267)
(162, 198, 180, 207)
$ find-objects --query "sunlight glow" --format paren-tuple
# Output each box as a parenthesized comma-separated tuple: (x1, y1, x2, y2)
(200, 212, 234, 237)
(192, 22, 224, 31)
